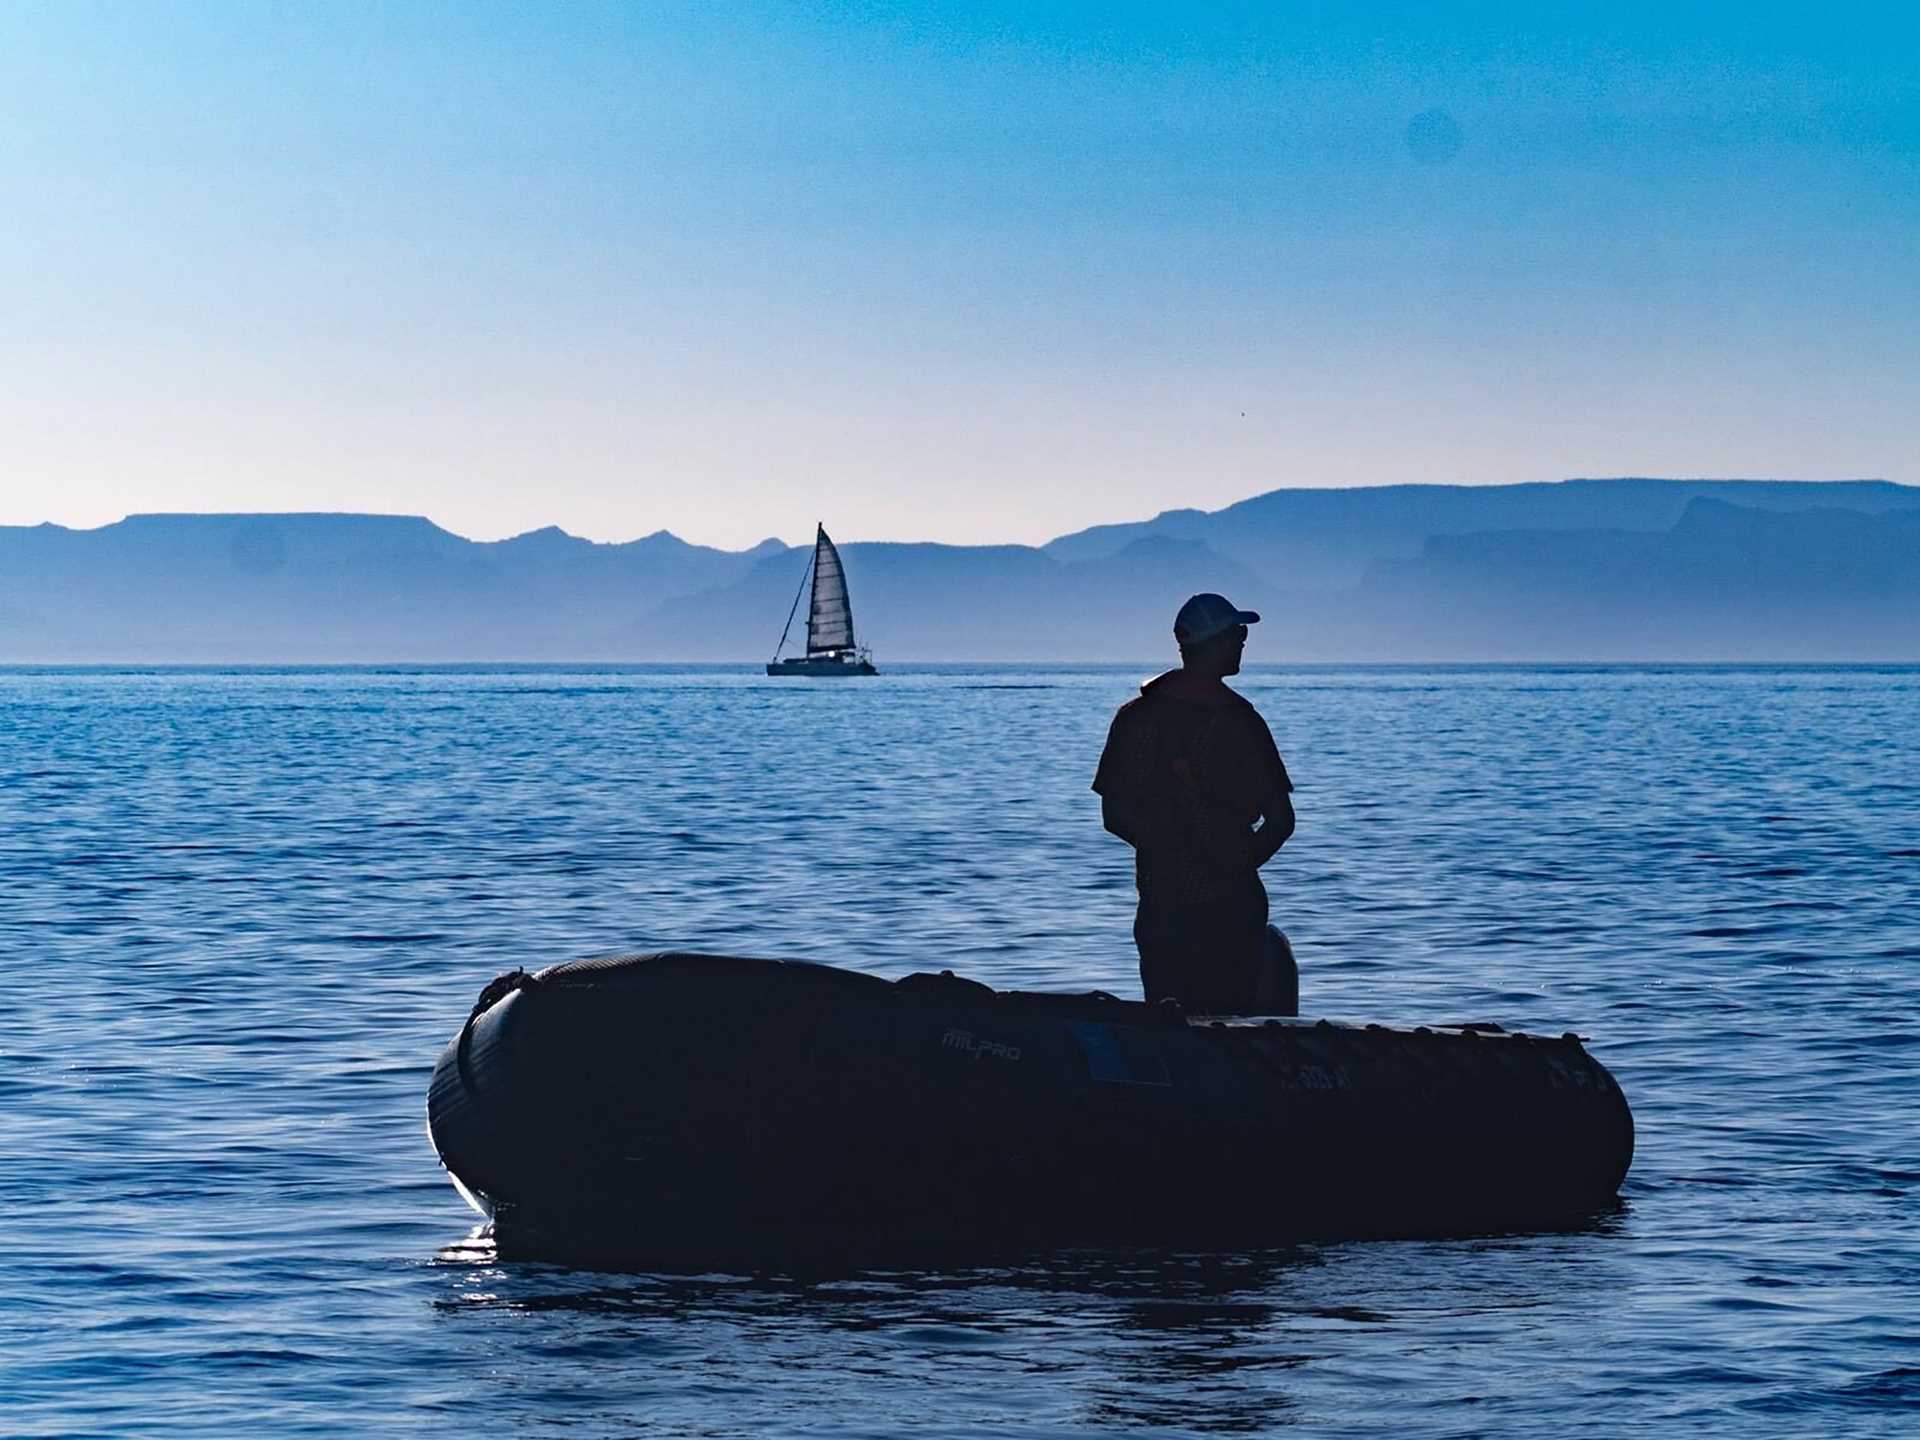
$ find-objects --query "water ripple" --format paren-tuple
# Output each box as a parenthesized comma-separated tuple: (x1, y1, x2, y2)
(2, 664, 1917, 1437)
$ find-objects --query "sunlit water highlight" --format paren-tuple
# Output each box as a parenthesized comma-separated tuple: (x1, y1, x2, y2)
(2, 665, 1915, 1436)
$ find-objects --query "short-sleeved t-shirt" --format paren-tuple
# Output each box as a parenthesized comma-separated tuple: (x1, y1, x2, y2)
(1093, 678, 1292, 905)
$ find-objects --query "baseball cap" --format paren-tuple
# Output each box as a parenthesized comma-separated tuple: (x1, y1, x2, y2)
(1174, 592, 1261, 646)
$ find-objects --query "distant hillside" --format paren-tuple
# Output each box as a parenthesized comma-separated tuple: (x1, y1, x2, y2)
(0, 513, 786, 662)
(635, 535, 1291, 662)
(1346, 499, 1920, 660)
(2, 480, 1917, 661)
(1045, 478, 1920, 589)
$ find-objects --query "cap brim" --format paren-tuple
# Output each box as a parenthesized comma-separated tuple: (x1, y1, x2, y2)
(1175, 612, 1262, 644)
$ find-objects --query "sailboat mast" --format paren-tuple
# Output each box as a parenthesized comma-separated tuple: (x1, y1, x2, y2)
(770, 530, 818, 663)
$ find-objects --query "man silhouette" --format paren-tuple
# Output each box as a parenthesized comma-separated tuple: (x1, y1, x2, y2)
(1092, 593, 1295, 1013)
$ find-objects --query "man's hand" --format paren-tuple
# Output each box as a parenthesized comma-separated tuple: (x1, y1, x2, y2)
(1249, 791, 1296, 868)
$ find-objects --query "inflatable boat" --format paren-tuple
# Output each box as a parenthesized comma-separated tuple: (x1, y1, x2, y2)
(427, 951, 1633, 1265)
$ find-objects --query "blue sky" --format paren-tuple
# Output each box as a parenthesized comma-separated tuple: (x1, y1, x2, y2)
(2, 2, 1915, 547)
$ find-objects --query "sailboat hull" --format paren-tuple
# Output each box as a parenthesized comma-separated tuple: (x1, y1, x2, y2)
(766, 655, 877, 677)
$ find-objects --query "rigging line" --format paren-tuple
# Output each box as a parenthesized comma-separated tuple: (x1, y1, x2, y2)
(771, 535, 815, 662)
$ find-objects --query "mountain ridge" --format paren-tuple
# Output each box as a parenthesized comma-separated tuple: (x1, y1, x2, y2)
(1044, 477, 1920, 591)
(3, 479, 1917, 661)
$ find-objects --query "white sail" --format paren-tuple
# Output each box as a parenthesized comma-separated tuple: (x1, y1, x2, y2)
(806, 526, 855, 654)
(767, 521, 875, 675)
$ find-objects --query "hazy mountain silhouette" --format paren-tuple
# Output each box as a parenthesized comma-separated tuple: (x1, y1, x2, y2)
(1045, 478, 1920, 589)
(651, 481, 1920, 660)
(0, 513, 787, 661)
(1349, 499, 1920, 660)
(3, 480, 1918, 661)
(637, 535, 1290, 662)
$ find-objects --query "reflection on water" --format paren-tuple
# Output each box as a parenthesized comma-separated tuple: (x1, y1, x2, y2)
(416, 1227, 1643, 1434)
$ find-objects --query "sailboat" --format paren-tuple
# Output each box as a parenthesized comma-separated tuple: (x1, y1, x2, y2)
(767, 524, 878, 677)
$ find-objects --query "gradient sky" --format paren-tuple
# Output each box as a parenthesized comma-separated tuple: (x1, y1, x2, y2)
(2, 2, 1915, 548)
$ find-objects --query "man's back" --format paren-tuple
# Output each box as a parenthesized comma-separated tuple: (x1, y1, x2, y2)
(1092, 593, 1295, 1013)
(1093, 670, 1290, 906)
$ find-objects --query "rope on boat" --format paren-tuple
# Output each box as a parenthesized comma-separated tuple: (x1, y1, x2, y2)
(468, 968, 536, 1027)
(456, 968, 538, 1099)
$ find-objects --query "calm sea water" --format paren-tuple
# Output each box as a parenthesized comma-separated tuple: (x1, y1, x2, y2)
(3, 664, 1916, 1437)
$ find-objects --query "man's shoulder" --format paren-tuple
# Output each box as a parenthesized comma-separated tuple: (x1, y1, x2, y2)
(1094, 692, 1161, 793)
(1226, 688, 1275, 728)
(1108, 677, 1177, 726)
(1215, 687, 1284, 766)
(1221, 686, 1262, 712)
(1100, 696, 1157, 763)
(1111, 680, 1260, 723)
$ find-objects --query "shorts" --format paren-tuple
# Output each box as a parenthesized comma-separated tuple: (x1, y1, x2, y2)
(1133, 876, 1269, 1014)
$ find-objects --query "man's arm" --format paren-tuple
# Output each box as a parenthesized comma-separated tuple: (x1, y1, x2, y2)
(1102, 792, 1144, 848)
(1093, 705, 1149, 848)
(1249, 789, 1295, 868)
